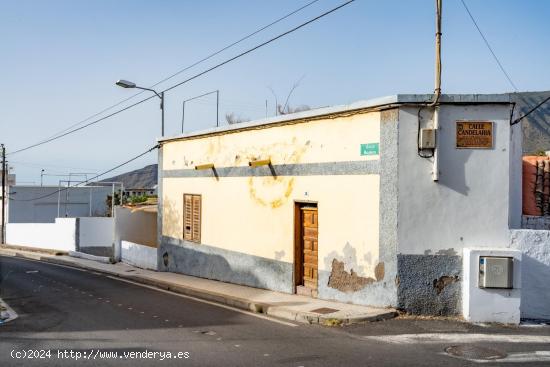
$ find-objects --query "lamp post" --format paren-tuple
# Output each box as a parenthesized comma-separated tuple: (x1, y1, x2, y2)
(40, 169, 45, 186)
(116, 80, 165, 136)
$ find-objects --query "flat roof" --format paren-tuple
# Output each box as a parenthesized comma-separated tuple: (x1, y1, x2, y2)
(158, 93, 512, 144)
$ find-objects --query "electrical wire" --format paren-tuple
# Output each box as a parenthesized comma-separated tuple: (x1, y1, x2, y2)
(163, 1, 355, 94)
(19, 0, 323, 149)
(9, 95, 156, 155)
(9, 145, 159, 202)
(460, 0, 519, 92)
(511, 95, 550, 126)
(9, 0, 354, 156)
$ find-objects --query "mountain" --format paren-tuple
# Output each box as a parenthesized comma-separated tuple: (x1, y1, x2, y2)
(513, 91, 550, 154)
(100, 164, 157, 189)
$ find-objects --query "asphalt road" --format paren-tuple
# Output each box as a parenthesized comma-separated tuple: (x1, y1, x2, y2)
(1, 255, 550, 366)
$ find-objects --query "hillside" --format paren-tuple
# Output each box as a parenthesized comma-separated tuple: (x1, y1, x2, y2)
(514, 91, 550, 154)
(100, 164, 157, 189)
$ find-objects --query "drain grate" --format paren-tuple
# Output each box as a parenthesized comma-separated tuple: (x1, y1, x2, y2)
(445, 345, 507, 360)
(310, 307, 339, 314)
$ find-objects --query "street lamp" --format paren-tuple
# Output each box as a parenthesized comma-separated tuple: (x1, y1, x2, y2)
(116, 79, 165, 136)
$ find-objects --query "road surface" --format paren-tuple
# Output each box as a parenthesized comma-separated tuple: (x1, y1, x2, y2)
(1, 255, 549, 366)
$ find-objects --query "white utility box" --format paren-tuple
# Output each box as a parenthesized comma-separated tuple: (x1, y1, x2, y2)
(419, 128, 436, 149)
(479, 256, 513, 289)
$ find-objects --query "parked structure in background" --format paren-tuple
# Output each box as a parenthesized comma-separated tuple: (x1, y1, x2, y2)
(0, 170, 16, 187)
(124, 187, 156, 198)
(157, 93, 550, 324)
(7, 185, 112, 223)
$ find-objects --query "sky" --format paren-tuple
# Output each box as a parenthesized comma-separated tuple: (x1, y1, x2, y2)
(1, 0, 549, 185)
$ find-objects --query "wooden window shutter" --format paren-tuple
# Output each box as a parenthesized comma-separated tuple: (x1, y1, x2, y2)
(183, 194, 193, 241)
(183, 194, 201, 243)
(192, 195, 201, 242)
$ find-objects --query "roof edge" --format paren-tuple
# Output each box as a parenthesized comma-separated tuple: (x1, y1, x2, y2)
(158, 93, 512, 143)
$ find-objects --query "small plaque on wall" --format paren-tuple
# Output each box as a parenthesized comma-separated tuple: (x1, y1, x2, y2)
(456, 121, 493, 149)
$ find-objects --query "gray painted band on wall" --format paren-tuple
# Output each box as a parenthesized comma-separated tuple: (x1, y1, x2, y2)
(378, 109, 399, 306)
(159, 236, 293, 294)
(163, 160, 379, 178)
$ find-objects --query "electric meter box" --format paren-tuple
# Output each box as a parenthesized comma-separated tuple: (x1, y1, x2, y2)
(478, 256, 513, 289)
(419, 128, 436, 149)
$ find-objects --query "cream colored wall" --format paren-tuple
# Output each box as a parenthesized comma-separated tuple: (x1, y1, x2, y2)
(162, 112, 381, 278)
(162, 113, 380, 170)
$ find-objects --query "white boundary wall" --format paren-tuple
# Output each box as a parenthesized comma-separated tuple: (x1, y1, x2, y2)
(114, 206, 157, 269)
(6, 217, 115, 253)
(78, 217, 114, 248)
(121, 241, 157, 270)
(6, 218, 77, 252)
(510, 229, 550, 320)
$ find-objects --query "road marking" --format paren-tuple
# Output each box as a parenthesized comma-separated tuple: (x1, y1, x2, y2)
(363, 333, 550, 344)
(25, 270, 39, 274)
(443, 351, 550, 363)
(106, 276, 298, 327)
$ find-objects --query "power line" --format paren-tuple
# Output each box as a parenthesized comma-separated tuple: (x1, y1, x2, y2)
(25, 0, 323, 147)
(9, 145, 159, 202)
(9, 0, 354, 156)
(163, 1, 355, 94)
(460, 0, 519, 92)
(9, 95, 157, 155)
(511, 95, 550, 126)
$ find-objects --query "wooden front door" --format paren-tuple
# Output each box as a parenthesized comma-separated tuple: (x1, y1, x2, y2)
(295, 205, 318, 294)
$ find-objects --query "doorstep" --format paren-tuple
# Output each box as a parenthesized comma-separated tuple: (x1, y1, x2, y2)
(0, 246, 396, 325)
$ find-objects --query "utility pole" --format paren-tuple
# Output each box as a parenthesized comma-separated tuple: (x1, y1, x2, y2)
(1, 144, 6, 244)
(431, 0, 442, 182)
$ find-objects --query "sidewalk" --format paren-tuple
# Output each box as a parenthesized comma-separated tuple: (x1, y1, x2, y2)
(0, 246, 396, 325)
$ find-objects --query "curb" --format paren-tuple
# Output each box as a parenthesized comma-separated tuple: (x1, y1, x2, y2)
(68, 251, 111, 264)
(1, 249, 397, 325)
(1, 244, 68, 256)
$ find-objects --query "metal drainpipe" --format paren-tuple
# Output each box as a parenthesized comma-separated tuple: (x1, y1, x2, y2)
(432, 107, 440, 181)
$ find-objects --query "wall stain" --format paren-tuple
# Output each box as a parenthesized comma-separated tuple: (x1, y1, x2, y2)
(327, 259, 375, 293)
(274, 250, 285, 261)
(246, 138, 309, 209)
(374, 262, 385, 281)
(433, 275, 459, 295)
(435, 248, 458, 256)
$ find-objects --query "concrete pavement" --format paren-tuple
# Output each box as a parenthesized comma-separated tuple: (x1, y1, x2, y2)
(0, 246, 396, 325)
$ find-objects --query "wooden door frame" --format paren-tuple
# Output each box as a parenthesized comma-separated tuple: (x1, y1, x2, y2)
(293, 201, 318, 293)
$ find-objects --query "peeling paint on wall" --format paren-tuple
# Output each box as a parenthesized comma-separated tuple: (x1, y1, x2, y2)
(374, 262, 385, 281)
(327, 259, 375, 292)
(433, 275, 459, 295)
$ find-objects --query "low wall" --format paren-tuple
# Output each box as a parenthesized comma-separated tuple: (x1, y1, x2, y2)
(522, 215, 550, 230)
(114, 206, 157, 262)
(6, 218, 77, 252)
(121, 241, 157, 270)
(509, 229, 550, 320)
(78, 217, 114, 257)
